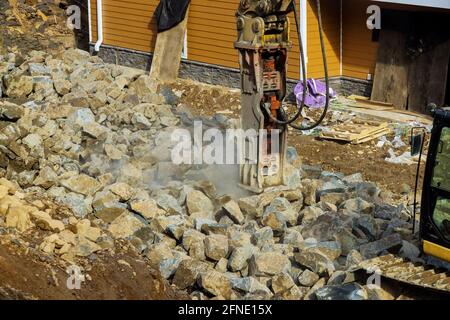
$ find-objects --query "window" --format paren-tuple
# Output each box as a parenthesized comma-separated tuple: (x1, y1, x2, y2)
(431, 127, 450, 240)
(432, 197, 450, 241)
(431, 127, 450, 192)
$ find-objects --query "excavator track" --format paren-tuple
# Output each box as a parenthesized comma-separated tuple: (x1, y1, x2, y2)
(357, 254, 450, 295)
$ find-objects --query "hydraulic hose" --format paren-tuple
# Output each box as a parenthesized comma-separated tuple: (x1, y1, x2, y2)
(264, 0, 330, 131)
(289, 0, 330, 131)
(260, 0, 308, 125)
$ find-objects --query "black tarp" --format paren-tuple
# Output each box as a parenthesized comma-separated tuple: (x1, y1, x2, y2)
(155, 0, 191, 32)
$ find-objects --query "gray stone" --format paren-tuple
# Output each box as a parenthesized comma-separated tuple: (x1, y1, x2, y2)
(172, 259, 210, 290)
(231, 277, 272, 296)
(249, 252, 291, 276)
(355, 215, 379, 240)
(57, 192, 92, 218)
(315, 283, 368, 300)
(66, 108, 95, 130)
(198, 270, 233, 299)
(108, 212, 146, 239)
(131, 112, 151, 130)
(298, 269, 319, 287)
(340, 198, 374, 215)
(398, 240, 421, 261)
(4, 75, 33, 98)
(60, 174, 101, 196)
(204, 234, 229, 261)
(228, 244, 255, 272)
(159, 257, 184, 279)
(155, 191, 182, 214)
(300, 206, 324, 226)
(222, 199, 245, 224)
(270, 272, 295, 294)
(251, 226, 274, 248)
(294, 249, 335, 276)
(265, 197, 298, 226)
(186, 190, 214, 218)
(374, 204, 399, 220)
(359, 233, 403, 259)
(282, 229, 304, 247)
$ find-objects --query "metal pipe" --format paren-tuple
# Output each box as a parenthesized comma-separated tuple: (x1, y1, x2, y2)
(87, 0, 92, 43)
(94, 0, 103, 52)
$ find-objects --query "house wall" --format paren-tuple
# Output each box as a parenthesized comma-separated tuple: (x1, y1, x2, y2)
(306, 0, 341, 78)
(90, 0, 158, 52)
(342, 0, 379, 80)
(342, 0, 450, 80)
(89, 0, 342, 80)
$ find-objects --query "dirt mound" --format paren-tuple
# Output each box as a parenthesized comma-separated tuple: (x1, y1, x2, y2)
(0, 0, 76, 56)
(0, 238, 186, 299)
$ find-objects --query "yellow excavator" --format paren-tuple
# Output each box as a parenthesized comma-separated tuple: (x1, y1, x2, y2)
(359, 108, 450, 294)
(234, 0, 450, 295)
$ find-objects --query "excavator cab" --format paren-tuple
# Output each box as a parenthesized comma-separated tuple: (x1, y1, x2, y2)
(419, 108, 450, 262)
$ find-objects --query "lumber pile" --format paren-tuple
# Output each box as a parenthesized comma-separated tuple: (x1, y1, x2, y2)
(320, 120, 390, 144)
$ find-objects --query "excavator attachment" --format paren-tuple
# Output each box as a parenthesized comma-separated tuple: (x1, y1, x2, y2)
(235, 0, 293, 192)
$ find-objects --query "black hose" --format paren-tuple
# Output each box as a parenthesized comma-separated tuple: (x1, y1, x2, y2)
(289, 0, 330, 130)
(264, 0, 330, 131)
(260, 0, 307, 125)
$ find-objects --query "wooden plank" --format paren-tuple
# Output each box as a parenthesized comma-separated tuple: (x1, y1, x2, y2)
(407, 39, 450, 113)
(371, 29, 409, 109)
(319, 120, 389, 144)
(150, 7, 190, 82)
(351, 128, 391, 144)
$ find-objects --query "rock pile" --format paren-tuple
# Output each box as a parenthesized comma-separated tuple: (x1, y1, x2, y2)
(0, 49, 421, 300)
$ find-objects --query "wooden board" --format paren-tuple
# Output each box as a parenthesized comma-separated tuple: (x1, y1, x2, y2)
(371, 30, 409, 109)
(149, 8, 190, 82)
(350, 99, 395, 111)
(319, 121, 391, 144)
(407, 39, 450, 114)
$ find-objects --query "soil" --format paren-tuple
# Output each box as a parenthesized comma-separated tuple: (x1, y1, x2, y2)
(0, 237, 187, 300)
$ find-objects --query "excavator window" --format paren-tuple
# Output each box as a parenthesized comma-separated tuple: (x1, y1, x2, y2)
(431, 127, 450, 240)
(431, 127, 450, 192)
(433, 197, 450, 240)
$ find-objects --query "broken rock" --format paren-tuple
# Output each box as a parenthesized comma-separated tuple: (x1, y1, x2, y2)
(108, 212, 146, 239)
(198, 270, 233, 299)
(204, 234, 229, 261)
(249, 252, 291, 276)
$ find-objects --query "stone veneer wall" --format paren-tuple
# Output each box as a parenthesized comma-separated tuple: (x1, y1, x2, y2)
(91, 44, 373, 98)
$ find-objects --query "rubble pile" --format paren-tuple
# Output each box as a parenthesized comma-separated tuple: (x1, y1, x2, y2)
(0, 49, 421, 300)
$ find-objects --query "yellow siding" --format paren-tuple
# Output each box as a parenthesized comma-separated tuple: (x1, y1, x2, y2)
(342, 0, 378, 80)
(186, 0, 302, 79)
(306, 0, 341, 78)
(90, 0, 158, 52)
